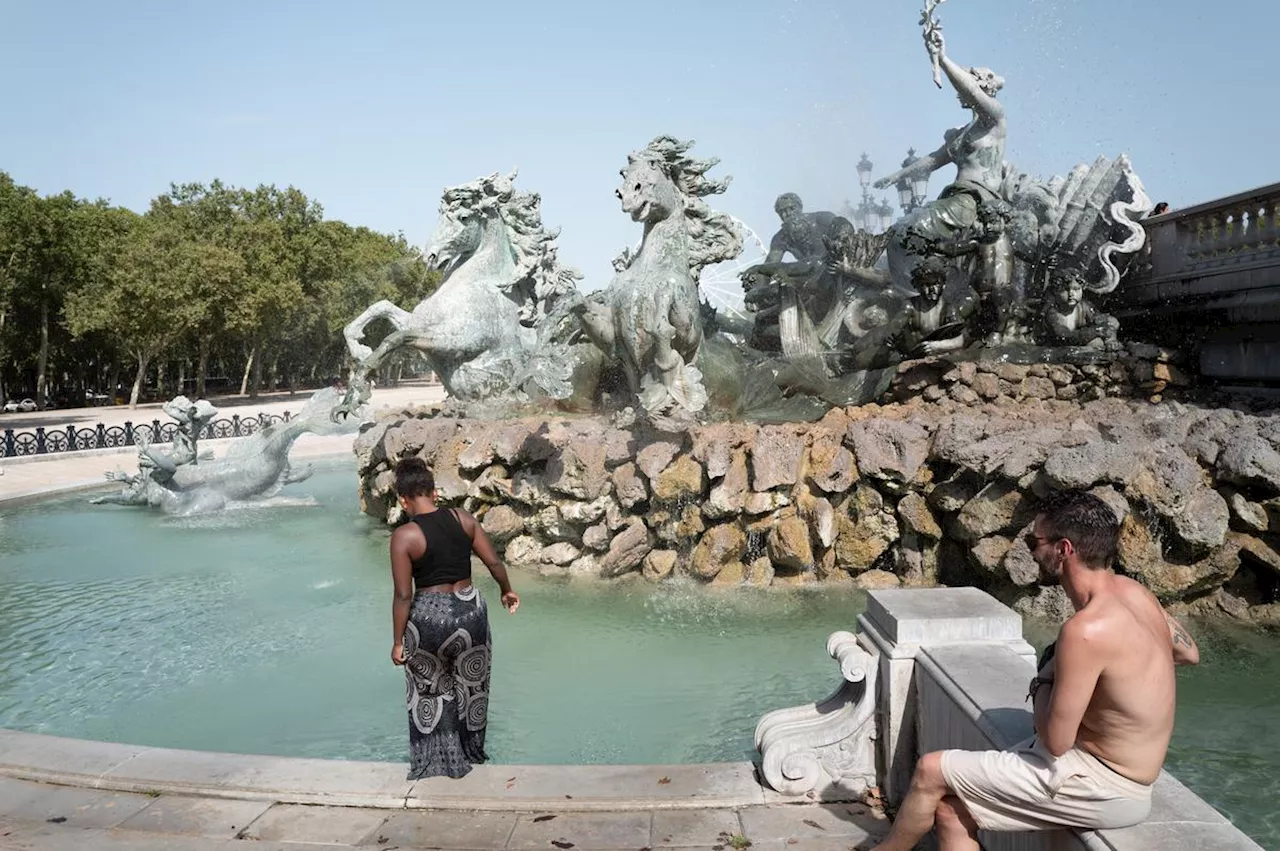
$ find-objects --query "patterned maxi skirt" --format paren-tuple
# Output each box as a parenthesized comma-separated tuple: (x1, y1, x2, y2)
(403, 585, 491, 779)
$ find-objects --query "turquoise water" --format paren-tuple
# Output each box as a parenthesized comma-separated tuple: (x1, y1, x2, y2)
(0, 464, 862, 766)
(0, 464, 1275, 847)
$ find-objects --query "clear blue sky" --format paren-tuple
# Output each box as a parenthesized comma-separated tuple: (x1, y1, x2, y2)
(3, 0, 1276, 291)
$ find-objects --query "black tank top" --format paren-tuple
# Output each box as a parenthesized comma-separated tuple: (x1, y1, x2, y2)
(409, 509, 473, 587)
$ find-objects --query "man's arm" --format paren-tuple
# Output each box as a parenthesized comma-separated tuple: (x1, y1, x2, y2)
(1165, 611, 1200, 666)
(764, 232, 788, 264)
(1039, 618, 1104, 757)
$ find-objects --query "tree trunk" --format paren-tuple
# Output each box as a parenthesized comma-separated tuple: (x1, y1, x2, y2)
(128, 354, 150, 409)
(108, 363, 121, 402)
(249, 342, 264, 398)
(177, 359, 186, 397)
(196, 337, 209, 398)
(157, 361, 166, 399)
(239, 344, 256, 396)
(0, 305, 6, 404)
(36, 294, 49, 407)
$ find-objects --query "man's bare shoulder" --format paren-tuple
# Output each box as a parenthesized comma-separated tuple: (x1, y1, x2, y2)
(1064, 591, 1139, 644)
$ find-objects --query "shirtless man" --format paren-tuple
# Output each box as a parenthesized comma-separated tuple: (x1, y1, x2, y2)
(871, 490, 1199, 851)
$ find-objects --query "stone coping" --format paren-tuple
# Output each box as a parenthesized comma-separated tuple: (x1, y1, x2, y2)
(0, 730, 784, 812)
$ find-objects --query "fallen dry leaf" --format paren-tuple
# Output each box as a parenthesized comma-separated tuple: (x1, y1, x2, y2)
(533, 815, 557, 823)
(803, 819, 825, 831)
(46, 818, 67, 825)
(565, 794, 572, 799)
(657, 776, 671, 785)
(786, 839, 798, 846)
(507, 777, 517, 782)
(550, 840, 575, 849)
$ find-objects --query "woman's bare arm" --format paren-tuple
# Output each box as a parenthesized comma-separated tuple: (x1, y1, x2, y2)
(389, 526, 417, 663)
(457, 510, 519, 612)
(874, 143, 953, 190)
(939, 52, 1004, 125)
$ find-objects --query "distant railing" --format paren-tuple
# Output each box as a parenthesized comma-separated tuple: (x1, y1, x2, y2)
(1119, 182, 1280, 307)
(0, 412, 292, 459)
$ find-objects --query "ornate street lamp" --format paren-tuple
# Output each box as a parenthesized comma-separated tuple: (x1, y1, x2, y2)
(912, 170, 931, 208)
(895, 148, 931, 214)
(850, 207, 867, 232)
(857, 153, 874, 190)
(878, 199, 895, 232)
(896, 148, 918, 211)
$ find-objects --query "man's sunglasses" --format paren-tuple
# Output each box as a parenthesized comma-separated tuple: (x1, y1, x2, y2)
(1024, 533, 1061, 551)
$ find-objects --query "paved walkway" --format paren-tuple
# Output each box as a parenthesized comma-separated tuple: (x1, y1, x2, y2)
(0, 383, 447, 505)
(0, 777, 883, 851)
(0, 729, 886, 851)
(0, 382, 444, 432)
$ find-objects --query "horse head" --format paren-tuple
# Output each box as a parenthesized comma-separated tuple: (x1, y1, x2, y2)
(424, 169, 519, 275)
(618, 156, 681, 225)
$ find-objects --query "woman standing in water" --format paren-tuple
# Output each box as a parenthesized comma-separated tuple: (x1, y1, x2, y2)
(389, 457, 520, 779)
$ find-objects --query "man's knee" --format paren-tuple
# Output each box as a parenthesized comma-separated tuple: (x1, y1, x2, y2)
(936, 795, 979, 834)
(909, 751, 950, 795)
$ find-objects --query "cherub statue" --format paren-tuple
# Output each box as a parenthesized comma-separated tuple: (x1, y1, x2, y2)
(160, 395, 219, 466)
(919, 199, 1019, 345)
(888, 255, 976, 358)
(1041, 270, 1120, 349)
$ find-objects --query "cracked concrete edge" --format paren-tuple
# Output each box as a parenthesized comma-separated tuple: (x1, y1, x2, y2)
(0, 729, 777, 812)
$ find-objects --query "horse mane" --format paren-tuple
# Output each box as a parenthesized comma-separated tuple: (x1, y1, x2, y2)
(439, 171, 580, 298)
(632, 135, 743, 274)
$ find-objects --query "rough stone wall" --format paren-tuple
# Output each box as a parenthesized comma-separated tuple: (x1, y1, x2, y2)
(884, 343, 1192, 409)
(356, 376, 1280, 627)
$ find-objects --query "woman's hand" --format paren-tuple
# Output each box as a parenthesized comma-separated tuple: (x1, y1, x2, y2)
(391, 644, 406, 666)
(501, 591, 520, 614)
(924, 28, 945, 58)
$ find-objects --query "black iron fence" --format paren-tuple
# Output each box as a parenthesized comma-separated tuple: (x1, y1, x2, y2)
(1, 412, 293, 459)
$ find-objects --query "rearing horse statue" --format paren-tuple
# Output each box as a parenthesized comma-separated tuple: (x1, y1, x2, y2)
(339, 171, 581, 412)
(574, 136, 742, 416)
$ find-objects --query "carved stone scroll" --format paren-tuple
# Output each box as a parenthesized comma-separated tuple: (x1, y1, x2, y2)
(754, 630, 878, 798)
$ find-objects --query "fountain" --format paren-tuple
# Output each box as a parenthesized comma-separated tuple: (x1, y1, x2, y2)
(347, 9, 1276, 634)
(3, 3, 1276, 849)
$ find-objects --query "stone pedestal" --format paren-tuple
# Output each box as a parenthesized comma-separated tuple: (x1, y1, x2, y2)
(855, 587, 1035, 805)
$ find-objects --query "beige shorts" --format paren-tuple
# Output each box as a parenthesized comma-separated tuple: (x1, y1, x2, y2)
(940, 738, 1153, 833)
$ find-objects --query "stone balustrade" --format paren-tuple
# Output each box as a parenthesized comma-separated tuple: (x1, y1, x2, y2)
(1114, 182, 1280, 382)
(755, 588, 1263, 849)
(1125, 182, 1280, 302)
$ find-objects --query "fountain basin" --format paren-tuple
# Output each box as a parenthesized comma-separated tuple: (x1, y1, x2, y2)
(1, 461, 1276, 846)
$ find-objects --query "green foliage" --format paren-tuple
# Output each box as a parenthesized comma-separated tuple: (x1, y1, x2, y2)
(0, 171, 436, 406)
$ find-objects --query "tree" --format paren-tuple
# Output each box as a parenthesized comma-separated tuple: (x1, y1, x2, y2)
(0, 173, 41, 402)
(66, 213, 243, 407)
